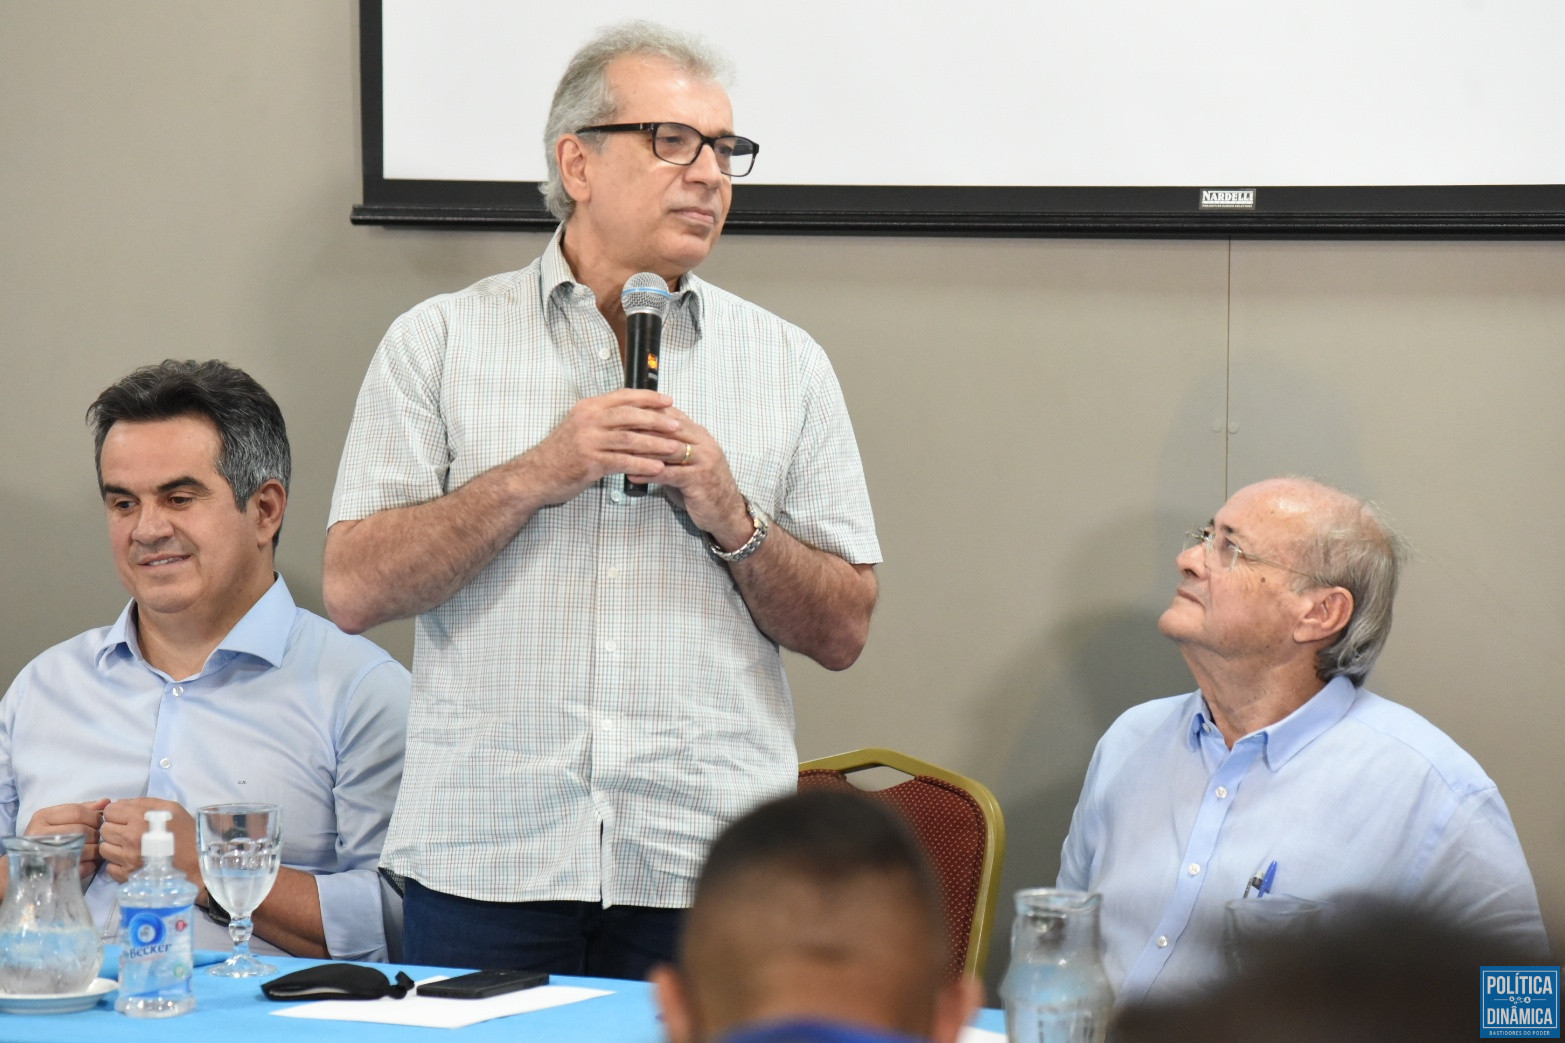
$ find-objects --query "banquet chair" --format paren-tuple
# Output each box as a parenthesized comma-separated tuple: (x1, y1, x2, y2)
(797, 747, 1006, 978)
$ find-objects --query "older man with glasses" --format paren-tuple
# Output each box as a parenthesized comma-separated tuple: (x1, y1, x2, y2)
(1057, 476, 1547, 1006)
(324, 21, 879, 978)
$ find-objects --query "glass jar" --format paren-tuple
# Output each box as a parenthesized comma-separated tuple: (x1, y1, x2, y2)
(0, 834, 104, 994)
(999, 888, 1114, 1043)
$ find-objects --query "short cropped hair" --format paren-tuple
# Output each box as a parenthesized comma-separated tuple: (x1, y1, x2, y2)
(1288, 483, 1407, 686)
(87, 359, 291, 546)
(672, 790, 958, 1042)
(689, 789, 947, 964)
(539, 20, 731, 222)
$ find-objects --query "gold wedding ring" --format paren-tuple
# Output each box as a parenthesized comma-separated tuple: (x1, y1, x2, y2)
(682, 443, 693, 465)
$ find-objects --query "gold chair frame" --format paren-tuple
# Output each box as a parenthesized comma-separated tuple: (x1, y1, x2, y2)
(799, 747, 1006, 978)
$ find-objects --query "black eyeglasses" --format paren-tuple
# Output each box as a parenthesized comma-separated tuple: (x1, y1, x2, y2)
(575, 122, 759, 177)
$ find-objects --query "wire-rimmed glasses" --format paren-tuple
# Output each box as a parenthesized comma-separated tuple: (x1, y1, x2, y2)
(1184, 524, 1329, 586)
(575, 122, 759, 176)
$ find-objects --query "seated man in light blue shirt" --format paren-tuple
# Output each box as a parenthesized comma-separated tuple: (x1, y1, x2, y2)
(1058, 477, 1547, 1006)
(0, 359, 410, 961)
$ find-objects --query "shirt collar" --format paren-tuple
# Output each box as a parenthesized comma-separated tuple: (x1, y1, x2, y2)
(539, 224, 578, 302)
(540, 223, 706, 336)
(95, 574, 297, 675)
(1183, 675, 1358, 770)
(1184, 694, 1212, 749)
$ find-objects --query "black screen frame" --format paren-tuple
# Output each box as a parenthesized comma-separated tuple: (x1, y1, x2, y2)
(353, 1, 1565, 239)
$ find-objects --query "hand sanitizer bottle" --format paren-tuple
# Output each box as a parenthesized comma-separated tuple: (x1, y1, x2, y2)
(116, 810, 197, 1017)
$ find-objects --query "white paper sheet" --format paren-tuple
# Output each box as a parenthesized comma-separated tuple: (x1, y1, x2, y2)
(270, 977, 613, 1029)
(959, 1028, 1006, 1043)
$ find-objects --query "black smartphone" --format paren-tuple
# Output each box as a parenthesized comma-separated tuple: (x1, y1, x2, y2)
(417, 970, 550, 999)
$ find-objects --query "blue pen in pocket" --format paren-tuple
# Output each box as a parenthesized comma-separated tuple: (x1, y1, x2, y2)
(1257, 860, 1278, 897)
(1242, 859, 1279, 898)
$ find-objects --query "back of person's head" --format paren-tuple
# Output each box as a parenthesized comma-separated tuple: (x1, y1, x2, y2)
(652, 789, 981, 1043)
(86, 358, 291, 545)
(1112, 900, 1543, 1043)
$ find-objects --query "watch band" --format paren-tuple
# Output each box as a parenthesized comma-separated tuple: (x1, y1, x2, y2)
(202, 894, 233, 927)
(708, 500, 770, 563)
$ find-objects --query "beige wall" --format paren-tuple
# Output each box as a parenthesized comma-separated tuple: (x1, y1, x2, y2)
(3, 2, 1562, 985)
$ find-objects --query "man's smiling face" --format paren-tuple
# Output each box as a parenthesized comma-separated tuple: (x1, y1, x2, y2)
(100, 414, 278, 638)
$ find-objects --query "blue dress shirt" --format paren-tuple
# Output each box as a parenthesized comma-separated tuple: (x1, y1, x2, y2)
(1058, 676, 1548, 1005)
(0, 576, 409, 960)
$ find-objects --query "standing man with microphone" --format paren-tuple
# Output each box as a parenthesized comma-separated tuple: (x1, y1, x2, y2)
(324, 22, 880, 979)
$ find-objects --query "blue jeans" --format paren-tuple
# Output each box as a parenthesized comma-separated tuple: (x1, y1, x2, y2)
(401, 878, 684, 981)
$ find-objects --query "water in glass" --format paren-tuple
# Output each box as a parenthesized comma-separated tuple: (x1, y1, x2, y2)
(196, 804, 282, 978)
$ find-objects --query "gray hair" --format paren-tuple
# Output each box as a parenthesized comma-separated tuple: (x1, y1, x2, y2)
(539, 21, 732, 222)
(87, 359, 291, 547)
(1287, 484, 1407, 686)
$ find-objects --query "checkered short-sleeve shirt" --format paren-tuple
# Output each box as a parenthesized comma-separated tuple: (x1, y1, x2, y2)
(330, 230, 880, 907)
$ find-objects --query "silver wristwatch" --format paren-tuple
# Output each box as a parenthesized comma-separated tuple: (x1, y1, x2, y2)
(708, 500, 771, 563)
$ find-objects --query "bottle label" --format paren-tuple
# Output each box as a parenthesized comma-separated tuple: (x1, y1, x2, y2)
(119, 905, 195, 997)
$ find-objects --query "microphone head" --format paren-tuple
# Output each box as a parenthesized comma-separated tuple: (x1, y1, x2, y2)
(622, 272, 674, 319)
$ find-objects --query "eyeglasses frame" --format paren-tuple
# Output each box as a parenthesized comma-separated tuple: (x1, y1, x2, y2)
(574, 122, 760, 177)
(1184, 525, 1333, 588)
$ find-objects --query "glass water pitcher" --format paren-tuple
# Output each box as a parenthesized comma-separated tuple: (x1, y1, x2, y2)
(999, 888, 1114, 1043)
(0, 834, 104, 994)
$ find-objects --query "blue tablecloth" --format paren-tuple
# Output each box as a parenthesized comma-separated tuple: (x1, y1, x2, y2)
(0, 956, 1006, 1040)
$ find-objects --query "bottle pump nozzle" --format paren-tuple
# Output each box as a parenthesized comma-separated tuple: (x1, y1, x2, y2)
(140, 809, 175, 859)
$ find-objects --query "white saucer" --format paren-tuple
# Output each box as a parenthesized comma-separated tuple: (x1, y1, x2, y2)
(0, 977, 117, 1015)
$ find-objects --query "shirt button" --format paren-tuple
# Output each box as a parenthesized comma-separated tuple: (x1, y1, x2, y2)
(171, 684, 184, 697)
(610, 490, 624, 504)
(1215, 785, 1228, 799)
(600, 719, 613, 731)
(1156, 935, 1169, 948)
(1188, 863, 1201, 876)
(603, 639, 617, 653)
(606, 566, 621, 579)
(159, 757, 172, 769)
(598, 347, 611, 360)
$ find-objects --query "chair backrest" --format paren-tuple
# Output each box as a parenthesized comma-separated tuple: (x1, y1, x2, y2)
(798, 747, 1006, 979)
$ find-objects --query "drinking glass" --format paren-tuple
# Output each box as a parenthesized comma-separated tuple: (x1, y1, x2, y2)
(197, 804, 282, 978)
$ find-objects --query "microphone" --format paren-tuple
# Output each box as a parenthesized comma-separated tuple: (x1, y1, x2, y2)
(621, 272, 674, 497)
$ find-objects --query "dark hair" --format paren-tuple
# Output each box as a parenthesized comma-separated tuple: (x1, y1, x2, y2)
(693, 789, 946, 954)
(87, 359, 291, 546)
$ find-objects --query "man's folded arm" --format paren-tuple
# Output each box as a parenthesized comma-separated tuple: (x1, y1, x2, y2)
(248, 870, 326, 957)
(727, 530, 877, 671)
(323, 454, 550, 634)
(311, 656, 410, 960)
